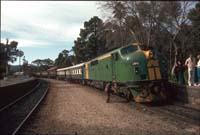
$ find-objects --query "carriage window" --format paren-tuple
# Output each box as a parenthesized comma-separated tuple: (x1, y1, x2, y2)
(121, 45, 137, 55)
(79, 69, 81, 74)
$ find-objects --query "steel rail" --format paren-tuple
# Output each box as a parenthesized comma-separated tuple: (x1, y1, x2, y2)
(0, 80, 41, 112)
(12, 80, 50, 135)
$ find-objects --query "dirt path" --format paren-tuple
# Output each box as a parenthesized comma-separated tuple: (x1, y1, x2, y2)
(20, 79, 199, 135)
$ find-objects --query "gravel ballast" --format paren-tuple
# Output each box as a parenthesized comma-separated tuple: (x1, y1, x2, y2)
(20, 79, 199, 135)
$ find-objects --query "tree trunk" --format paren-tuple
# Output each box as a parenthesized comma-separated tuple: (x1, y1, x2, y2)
(171, 41, 178, 77)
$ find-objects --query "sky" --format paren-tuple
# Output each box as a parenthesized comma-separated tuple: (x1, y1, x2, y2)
(1, 1, 102, 65)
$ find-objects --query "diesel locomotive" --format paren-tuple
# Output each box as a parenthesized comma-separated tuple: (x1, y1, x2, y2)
(35, 43, 169, 103)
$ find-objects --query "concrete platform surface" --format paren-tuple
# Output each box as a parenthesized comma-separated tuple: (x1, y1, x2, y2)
(0, 76, 34, 87)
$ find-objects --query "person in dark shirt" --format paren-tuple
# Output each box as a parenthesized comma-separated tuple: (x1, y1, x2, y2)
(105, 81, 112, 103)
(175, 60, 185, 85)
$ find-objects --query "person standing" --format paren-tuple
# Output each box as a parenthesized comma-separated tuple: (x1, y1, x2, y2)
(185, 54, 195, 86)
(175, 60, 185, 85)
(105, 81, 112, 103)
(173, 48, 185, 85)
(197, 55, 200, 86)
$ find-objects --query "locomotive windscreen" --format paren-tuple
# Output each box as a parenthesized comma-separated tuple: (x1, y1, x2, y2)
(120, 45, 137, 55)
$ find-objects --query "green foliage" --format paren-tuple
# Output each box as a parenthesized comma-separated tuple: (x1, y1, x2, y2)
(0, 40, 19, 63)
(32, 58, 54, 71)
(73, 16, 106, 63)
(98, 1, 200, 78)
(188, 2, 200, 27)
(187, 2, 200, 56)
(54, 49, 73, 68)
(0, 39, 20, 78)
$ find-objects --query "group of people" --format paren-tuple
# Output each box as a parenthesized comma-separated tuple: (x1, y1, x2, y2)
(175, 54, 200, 86)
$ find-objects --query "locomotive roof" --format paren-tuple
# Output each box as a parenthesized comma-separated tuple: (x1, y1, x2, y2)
(85, 43, 140, 63)
(57, 63, 85, 71)
(57, 43, 141, 71)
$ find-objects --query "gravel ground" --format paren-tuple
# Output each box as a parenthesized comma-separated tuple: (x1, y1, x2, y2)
(20, 79, 200, 135)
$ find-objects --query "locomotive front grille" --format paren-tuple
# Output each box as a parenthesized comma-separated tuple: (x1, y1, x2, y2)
(147, 59, 161, 80)
(143, 50, 162, 80)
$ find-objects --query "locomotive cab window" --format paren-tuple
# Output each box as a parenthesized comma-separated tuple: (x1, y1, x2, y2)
(120, 45, 137, 55)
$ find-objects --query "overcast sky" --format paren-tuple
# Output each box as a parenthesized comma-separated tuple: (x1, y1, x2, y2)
(1, 1, 102, 65)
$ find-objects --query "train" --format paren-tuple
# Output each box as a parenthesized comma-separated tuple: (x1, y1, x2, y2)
(34, 43, 170, 103)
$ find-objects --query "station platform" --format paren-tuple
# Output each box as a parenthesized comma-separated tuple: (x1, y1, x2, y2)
(173, 83, 200, 109)
(0, 76, 34, 87)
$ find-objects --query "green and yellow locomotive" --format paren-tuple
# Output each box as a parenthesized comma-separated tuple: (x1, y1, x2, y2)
(82, 43, 168, 102)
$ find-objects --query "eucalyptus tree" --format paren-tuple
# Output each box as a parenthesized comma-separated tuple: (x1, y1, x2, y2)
(98, 1, 195, 76)
(73, 16, 106, 62)
(32, 58, 54, 71)
(188, 2, 200, 56)
(32, 59, 42, 71)
(0, 39, 20, 78)
(54, 49, 73, 68)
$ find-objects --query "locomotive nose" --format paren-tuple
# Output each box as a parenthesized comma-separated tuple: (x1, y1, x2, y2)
(143, 50, 162, 81)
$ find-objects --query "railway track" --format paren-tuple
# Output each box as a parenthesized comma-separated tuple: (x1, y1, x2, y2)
(0, 81, 41, 112)
(0, 79, 49, 135)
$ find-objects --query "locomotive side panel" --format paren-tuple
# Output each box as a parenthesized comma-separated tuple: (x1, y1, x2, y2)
(87, 55, 113, 81)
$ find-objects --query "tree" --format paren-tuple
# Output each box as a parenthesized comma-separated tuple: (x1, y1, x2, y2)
(188, 2, 200, 56)
(42, 58, 54, 66)
(98, 1, 142, 45)
(0, 39, 20, 78)
(73, 16, 106, 62)
(32, 58, 54, 71)
(98, 1, 196, 77)
(32, 59, 42, 71)
(54, 49, 73, 68)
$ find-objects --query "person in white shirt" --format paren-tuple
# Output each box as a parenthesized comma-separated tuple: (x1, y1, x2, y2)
(197, 55, 200, 86)
(185, 54, 195, 86)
